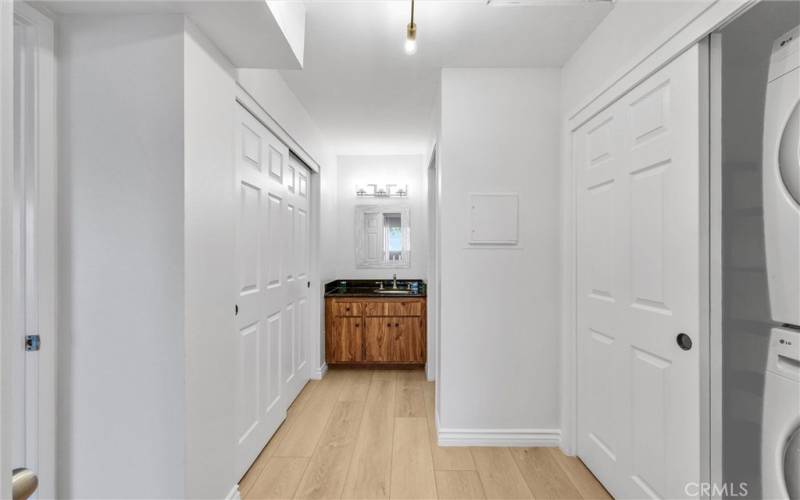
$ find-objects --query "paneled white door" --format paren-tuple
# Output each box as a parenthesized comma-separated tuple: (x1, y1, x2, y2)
(282, 155, 311, 403)
(575, 45, 703, 499)
(234, 104, 311, 478)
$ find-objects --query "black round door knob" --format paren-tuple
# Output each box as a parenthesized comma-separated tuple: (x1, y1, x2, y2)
(677, 333, 693, 351)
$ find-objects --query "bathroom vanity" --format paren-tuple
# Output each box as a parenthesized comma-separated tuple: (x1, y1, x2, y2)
(325, 280, 426, 366)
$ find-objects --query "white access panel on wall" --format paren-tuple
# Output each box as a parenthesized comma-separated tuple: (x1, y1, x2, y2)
(234, 104, 311, 480)
(574, 45, 703, 499)
(469, 193, 519, 245)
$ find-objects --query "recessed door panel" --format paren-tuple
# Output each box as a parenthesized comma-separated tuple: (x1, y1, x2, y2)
(587, 116, 614, 167)
(266, 312, 281, 412)
(242, 125, 262, 169)
(283, 303, 295, 384)
(287, 164, 296, 192)
(584, 328, 618, 462)
(630, 81, 669, 145)
(239, 182, 261, 294)
(298, 171, 308, 197)
(630, 162, 671, 314)
(631, 348, 671, 499)
(237, 323, 259, 444)
(297, 209, 308, 280)
(267, 194, 282, 289)
(269, 145, 283, 181)
(297, 298, 308, 372)
(584, 180, 616, 301)
(286, 204, 294, 281)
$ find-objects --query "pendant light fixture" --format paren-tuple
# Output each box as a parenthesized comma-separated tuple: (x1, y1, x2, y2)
(404, 0, 417, 55)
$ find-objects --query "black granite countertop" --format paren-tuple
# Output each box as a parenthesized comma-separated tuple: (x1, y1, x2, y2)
(324, 279, 427, 298)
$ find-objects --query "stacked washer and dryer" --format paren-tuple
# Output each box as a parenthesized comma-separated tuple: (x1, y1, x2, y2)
(762, 25, 800, 500)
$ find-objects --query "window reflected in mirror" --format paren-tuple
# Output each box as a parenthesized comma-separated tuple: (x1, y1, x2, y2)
(355, 206, 410, 268)
(384, 213, 403, 263)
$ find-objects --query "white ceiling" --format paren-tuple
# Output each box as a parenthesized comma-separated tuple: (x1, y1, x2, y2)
(279, 0, 613, 156)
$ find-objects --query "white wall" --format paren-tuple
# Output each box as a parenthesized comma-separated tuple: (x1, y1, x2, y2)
(57, 12, 336, 497)
(335, 154, 427, 280)
(438, 68, 561, 434)
(183, 19, 238, 499)
(57, 14, 187, 498)
(561, 0, 714, 115)
(318, 158, 338, 370)
(320, 161, 339, 282)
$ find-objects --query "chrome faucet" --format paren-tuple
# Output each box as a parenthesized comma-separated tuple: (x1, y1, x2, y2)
(392, 273, 398, 289)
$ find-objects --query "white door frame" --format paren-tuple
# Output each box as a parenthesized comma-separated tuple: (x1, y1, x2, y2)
(560, 0, 758, 491)
(5, 2, 56, 498)
(1, 0, 16, 497)
(425, 144, 438, 382)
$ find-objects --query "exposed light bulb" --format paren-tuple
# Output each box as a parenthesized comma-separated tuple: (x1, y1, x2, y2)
(404, 36, 417, 55)
(404, 0, 417, 55)
(405, 22, 417, 55)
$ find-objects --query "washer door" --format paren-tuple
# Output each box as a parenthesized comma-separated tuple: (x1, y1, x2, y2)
(786, 425, 800, 499)
(780, 101, 800, 205)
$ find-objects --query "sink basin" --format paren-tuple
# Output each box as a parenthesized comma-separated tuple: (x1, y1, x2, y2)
(374, 289, 414, 295)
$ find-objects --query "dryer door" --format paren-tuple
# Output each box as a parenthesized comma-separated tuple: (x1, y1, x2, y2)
(785, 426, 800, 500)
(780, 102, 800, 205)
(763, 67, 800, 326)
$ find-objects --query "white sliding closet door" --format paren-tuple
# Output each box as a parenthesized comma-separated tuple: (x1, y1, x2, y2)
(575, 45, 703, 499)
(282, 155, 311, 403)
(234, 104, 311, 478)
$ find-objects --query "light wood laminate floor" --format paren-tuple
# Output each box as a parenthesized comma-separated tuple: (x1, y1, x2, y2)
(239, 369, 611, 500)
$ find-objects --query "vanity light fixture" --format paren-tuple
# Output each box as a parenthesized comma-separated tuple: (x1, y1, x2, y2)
(356, 184, 409, 198)
(404, 0, 417, 55)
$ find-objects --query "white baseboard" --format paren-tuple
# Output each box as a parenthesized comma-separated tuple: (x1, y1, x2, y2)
(310, 362, 328, 380)
(437, 427, 561, 447)
(225, 484, 241, 500)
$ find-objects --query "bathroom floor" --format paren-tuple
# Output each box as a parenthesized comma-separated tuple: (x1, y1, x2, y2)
(239, 369, 610, 499)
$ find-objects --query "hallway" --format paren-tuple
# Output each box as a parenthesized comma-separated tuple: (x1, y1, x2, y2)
(239, 369, 610, 499)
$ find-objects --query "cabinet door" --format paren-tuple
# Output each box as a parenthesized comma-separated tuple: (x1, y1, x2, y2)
(364, 318, 390, 362)
(389, 317, 426, 363)
(331, 318, 364, 362)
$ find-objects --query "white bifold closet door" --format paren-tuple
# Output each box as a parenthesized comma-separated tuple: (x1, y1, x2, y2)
(234, 104, 311, 478)
(574, 45, 703, 499)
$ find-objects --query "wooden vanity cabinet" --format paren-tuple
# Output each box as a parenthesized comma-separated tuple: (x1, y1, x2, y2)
(326, 297, 426, 365)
